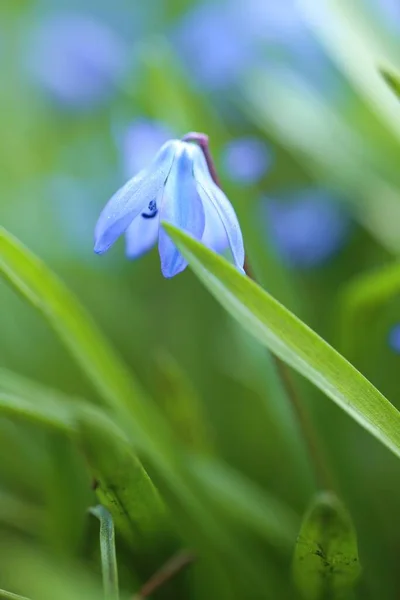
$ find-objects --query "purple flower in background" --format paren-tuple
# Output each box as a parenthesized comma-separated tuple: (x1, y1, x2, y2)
(50, 176, 100, 254)
(121, 119, 174, 178)
(388, 324, 400, 353)
(368, 0, 400, 31)
(27, 13, 126, 109)
(265, 190, 350, 268)
(173, 2, 252, 89)
(222, 137, 273, 184)
(94, 139, 244, 278)
(232, 0, 306, 45)
(173, 0, 334, 91)
(231, 0, 336, 89)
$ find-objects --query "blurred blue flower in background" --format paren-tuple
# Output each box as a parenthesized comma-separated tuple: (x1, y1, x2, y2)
(368, 0, 400, 31)
(388, 324, 400, 353)
(174, 0, 336, 92)
(264, 189, 350, 268)
(50, 175, 100, 259)
(231, 0, 306, 45)
(121, 119, 174, 178)
(27, 13, 126, 109)
(94, 139, 244, 277)
(232, 0, 337, 91)
(222, 137, 273, 184)
(173, 2, 253, 89)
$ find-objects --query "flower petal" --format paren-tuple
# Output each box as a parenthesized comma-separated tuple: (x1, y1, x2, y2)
(200, 192, 229, 254)
(94, 139, 179, 254)
(159, 143, 206, 278)
(194, 148, 245, 271)
(125, 210, 160, 260)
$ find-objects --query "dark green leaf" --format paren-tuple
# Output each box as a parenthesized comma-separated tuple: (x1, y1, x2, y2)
(79, 406, 167, 549)
(380, 68, 400, 100)
(190, 456, 298, 553)
(293, 492, 361, 600)
(153, 351, 212, 453)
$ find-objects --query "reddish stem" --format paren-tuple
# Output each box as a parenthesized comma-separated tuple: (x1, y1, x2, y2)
(133, 551, 196, 599)
(181, 132, 221, 187)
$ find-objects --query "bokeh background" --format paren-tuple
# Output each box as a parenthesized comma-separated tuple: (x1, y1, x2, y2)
(1, 0, 400, 598)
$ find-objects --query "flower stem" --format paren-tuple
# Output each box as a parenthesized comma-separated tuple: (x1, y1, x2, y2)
(184, 132, 335, 492)
(132, 550, 196, 599)
(182, 132, 221, 187)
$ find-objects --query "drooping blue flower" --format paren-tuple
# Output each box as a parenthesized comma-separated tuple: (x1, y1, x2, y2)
(94, 140, 245, 278)
(264, 190, 350, 268)
(27, 13, 126, 109)
(222, 137, 273, 184)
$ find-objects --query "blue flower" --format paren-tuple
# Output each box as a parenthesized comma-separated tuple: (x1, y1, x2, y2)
(388, 324, 400, 353)
(173, 3, 253, 89)
(94, 139, 245, 278)
(222, 137, 273, 184)
(367, 0, 400, 32)
(264, 190, 350, 268)
(27, 13, 126, 110)
(230, 0, 338, 91)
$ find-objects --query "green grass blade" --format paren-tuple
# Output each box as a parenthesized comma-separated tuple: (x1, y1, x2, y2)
(0, 368, 82, 432)
(0, 228, 175, 524)
(0, 370, 168, 551)
(380, 67, 400, 100)
(0, 227, 143, 419)
(0, 542, 103, 600)
(298, 0, 400, 144)
(79, 406, 167, 549)
(163, 223, 400, 460)
(0, 489, 43, 536)
(0, 590, 30, 600)
(0, 391, 74, 432)
(338, 260, 400, 355)
(241, 68, 400, 254)
(293, 492, 361, 600)
(153, 351, 212, 454)
(189, 456, 298, 553)
(0, 229, 281, 589)
(89, 506, 119, 600)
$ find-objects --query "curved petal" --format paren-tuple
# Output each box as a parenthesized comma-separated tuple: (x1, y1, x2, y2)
(193, 147, 245, 271)
(200, 190, 229, 254)
(159, 143, 206, 278)
(125, 211, 159, 260)
(94, 139, 179, 254)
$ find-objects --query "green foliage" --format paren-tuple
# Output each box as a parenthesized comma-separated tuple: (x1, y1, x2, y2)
(293, 492, 361, 600)
(338, 261, 400, 355)
(0, 225, 304, 598)
(164, 223, 400, 459)
(153, 351, 212, 453)
(80, 407, 167, 549)
(0, 227, 145, 419)
(380, 68, 400, 100)
(1, 1, 400, 598)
